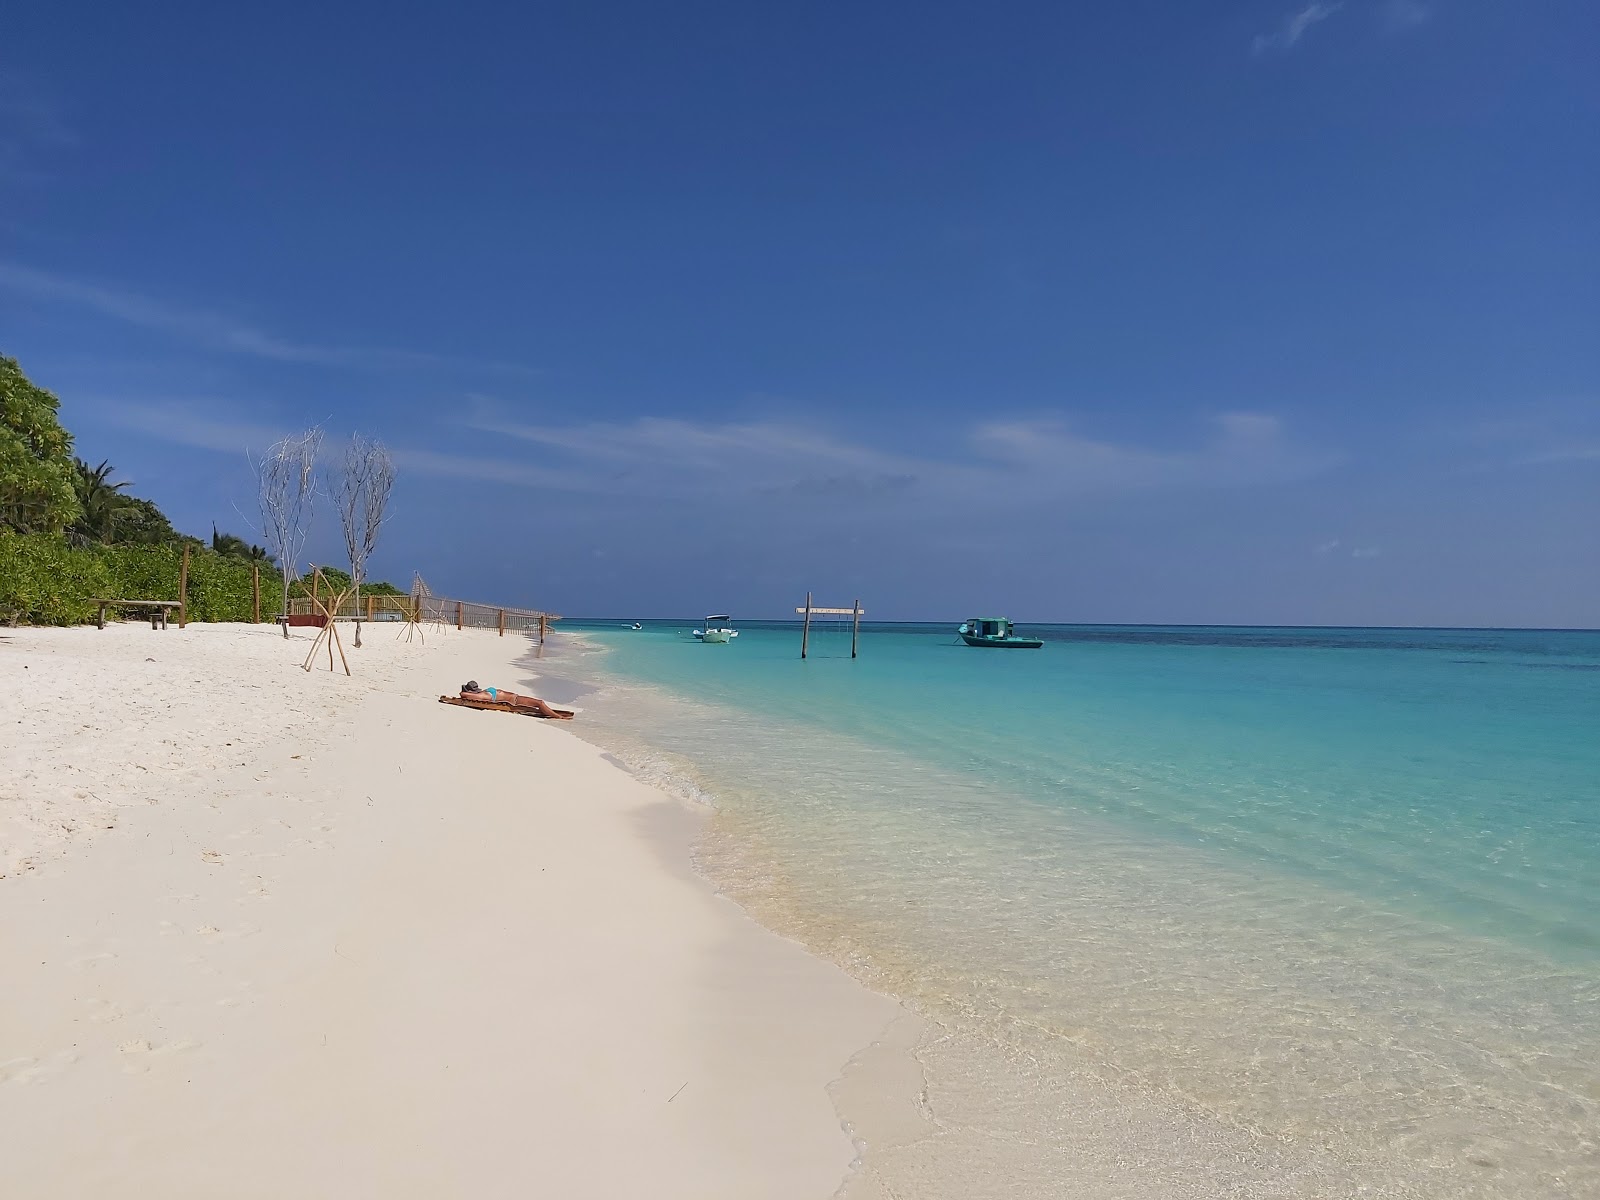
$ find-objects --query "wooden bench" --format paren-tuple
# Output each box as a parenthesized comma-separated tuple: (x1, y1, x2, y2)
(89, 598, 183, 630)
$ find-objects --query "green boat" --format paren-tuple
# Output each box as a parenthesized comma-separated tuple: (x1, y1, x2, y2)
(958, 617, 1044, 649)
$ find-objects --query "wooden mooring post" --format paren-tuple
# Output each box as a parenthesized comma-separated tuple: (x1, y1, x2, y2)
(179, 543, 190, 629)
(852, 599, 861, 659)
(538, 613, 548, 644)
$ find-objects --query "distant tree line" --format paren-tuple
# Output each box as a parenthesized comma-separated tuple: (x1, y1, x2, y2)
(1, 354, 402, 625)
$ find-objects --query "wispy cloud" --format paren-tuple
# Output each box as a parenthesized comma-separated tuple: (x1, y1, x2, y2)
(1454, 402, 1600, 469)
(1517, 444, 1600, 465)
(968, 411, 1332, 490)
(464, 408, 1338, 505)
(102, 393, 1340, 514)
(1252, 2, 1344, 55)
(0, 261, 539, 376)
(1381, 0, 1430, 33)
(387, 447, 601, 491)
(93, 401, 294, 455)
(465, 414, 943, 500)
(0, 71, 76, 184)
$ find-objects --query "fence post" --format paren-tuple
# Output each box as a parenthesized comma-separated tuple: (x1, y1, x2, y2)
(456, 601, 463, 630)
(251, 564, 261, 623)
(179, 543, 190, 628)
(498, 609, 505, 637)
(367, 595, 375, 622)
(539, 614, 547, 644)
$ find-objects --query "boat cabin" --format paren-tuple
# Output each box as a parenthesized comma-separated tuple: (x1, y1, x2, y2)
(961, 617, 1014, 639)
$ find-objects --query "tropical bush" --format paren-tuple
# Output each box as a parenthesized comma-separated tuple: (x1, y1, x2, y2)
(0, 531, 290, 626)
(0, 530, 113, 624)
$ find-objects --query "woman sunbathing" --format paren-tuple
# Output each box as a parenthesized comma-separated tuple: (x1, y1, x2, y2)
(459, 681, 574, 719)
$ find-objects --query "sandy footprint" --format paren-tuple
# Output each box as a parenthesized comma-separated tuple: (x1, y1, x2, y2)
(1, 1050, 80, 1084)
(118, 1038, 200, 1075)
(84, 998, 133, 1025)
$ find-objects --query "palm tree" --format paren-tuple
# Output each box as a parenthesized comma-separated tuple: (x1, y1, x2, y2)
(68, 458, 135, 545)
(211, 525, 277, 565)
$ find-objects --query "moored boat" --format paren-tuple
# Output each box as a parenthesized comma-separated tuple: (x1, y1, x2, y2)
(693, 615, 739, 643)
(958, 617, 1043, 649)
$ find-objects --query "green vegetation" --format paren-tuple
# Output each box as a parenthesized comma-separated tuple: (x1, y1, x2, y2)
(211, 525, 275, 564)
(285, 566, 402, 599)
(0, 355, 405, 626)
(0, 531, 279, 625)
(1, 355, 81, 535)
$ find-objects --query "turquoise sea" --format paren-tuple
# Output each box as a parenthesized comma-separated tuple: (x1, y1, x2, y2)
(534, 621, 1600, 1198)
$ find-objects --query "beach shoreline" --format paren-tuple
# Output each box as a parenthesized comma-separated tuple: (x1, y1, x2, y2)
(0, 622, 911, 1197)
(531, 622, 1600, 1200)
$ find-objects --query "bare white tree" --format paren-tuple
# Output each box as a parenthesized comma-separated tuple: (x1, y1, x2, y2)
(331, 433, 395, 647)
(253, 427, 323, 638)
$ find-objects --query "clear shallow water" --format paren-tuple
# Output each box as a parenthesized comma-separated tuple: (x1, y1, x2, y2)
(533, 621, 1600, 1197)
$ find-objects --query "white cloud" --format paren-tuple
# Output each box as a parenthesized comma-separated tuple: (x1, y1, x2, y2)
(95, 401, 292, 455)
(1382, 0, 1430, 33)
(1315, 539, 1341, 554)
(1252, 2, 1344, 55)
(387, 447, 600, 491)
(969, 411, 1333, 490)
(0, 261, 538, 376)
(101, 395, 1341, 512)
(467, 408, 1337, 504)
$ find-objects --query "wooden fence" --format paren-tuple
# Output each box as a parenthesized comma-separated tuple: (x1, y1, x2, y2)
(285, 590, 560, 640)
(418, 594, 559, 640)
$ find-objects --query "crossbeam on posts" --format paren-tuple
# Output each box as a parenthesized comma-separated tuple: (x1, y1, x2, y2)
(797, 598, 865, 659)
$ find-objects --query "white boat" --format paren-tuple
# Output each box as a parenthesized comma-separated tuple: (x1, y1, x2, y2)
(692, 614, 739, 643)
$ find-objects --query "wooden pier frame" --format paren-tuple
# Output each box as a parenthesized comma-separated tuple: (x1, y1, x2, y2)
(797, 595, 864, 659)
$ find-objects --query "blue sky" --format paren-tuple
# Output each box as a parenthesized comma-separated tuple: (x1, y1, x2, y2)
(3, 1, 1595, 625)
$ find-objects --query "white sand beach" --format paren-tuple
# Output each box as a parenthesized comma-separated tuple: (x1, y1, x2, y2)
(0, 622, 909, 1197)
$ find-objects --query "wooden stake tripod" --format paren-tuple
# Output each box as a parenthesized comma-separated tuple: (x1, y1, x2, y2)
(300, 570, 353, 676)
